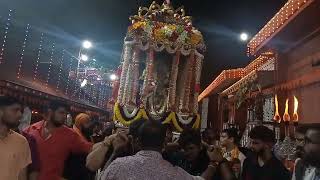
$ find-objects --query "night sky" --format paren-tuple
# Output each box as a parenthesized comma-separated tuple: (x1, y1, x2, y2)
(0, 0, 287, 89)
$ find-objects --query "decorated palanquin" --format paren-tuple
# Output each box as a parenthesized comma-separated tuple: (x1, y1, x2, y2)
(110, 1, 206, 132)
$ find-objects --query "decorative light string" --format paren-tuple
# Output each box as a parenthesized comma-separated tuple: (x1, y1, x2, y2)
(98, 85, 102, 106)
(102, 86, 107, 107)
(33, 33, 44, 82)
(17, 24, 31, 79)
(247, 0, 312, 55)
(65, 56, 73, 95)
(45, 43, 55, 89)
(0, 10, 13, 64)
(78, 86, 82, 99)
(91, 85, 96, 103)
(83, 85, 87, 101)
(56, 49, 65, 91)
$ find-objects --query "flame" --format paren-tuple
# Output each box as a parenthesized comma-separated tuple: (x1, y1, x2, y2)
(283, 98, 290, 122)
(273, 94, 281, 123)
(293, 96, 299, 122)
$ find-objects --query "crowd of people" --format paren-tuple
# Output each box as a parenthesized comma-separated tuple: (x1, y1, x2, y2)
(0, 95, 320, 180)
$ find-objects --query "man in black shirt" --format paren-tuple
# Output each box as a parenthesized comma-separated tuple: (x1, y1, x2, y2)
(169, 129, 210, 176)
(242, 126, 291, 180)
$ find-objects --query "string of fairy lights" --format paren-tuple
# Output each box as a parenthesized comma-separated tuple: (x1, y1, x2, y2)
(33, 33, 44, 82)
(45, 43, 55, 89)
(65, 56, 74, 95)
(0, 9, 113, 108)
(56, 49, 65, 91)
(0, 10, 13, 64)
(17, 24, 31, 79)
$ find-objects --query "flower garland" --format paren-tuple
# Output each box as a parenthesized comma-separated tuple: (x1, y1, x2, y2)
(123, 64, 133, 105)
(130, 47, 140, 105)
(181, 45, 192, 56)
(162, 112, 200, 132)
(118, 43, 133, 104)
(113, 103, 148, 126)
(193, 56, 203, 113)
(142, 49, 154, 103)
(123, 106, 140, 119)
(138, 41, 150, 51)
(127, 20, 205, 51)
(124, 40, 204, 59)
(176, 113, 193, 125)
(149, 94, 167, 116)
(162, 112, 183, 132)
(114, 102, 200, 131)
(168, 51, 180, 111)
(181, 51, 195, 112)
(192, 114, 201, 129)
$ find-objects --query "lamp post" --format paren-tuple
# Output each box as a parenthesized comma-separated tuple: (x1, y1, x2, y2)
(76, 40, 92, 78)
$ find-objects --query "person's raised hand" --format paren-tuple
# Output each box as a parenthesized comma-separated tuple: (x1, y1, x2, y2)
(112, 132, 129, 154)
(103, 133, 117, 147)
(207, 146, 224, 163)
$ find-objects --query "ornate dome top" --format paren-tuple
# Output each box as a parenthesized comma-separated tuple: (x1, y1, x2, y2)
(127, 1, 205, 52)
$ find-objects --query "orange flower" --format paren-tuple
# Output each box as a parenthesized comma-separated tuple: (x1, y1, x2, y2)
(190, 33, 202, 45)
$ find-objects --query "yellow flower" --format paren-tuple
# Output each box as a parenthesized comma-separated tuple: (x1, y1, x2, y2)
(133, 21, 146, 29)
(154, 28, 165, 41)
(190, 33, 202, 45)
(168, 24, 177, 31)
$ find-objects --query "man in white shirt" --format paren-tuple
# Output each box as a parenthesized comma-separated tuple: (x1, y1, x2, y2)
(101, 120, 235, 180)
(0, 96, 31, 180)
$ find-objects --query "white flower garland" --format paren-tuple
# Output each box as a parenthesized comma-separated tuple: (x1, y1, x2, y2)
(118, 43, 133, 104)
(148, 95, 167, 116)
(181, 46, 192, 56)
(141, 49, 154, 105)
(138, 41, 150, 51)
(165, 45, 179, 54)
(177, 113, 193, 125)
(193, 56, 203, 113)
(123, 106, 139, 119)
(123, 64, 133, 105)
(168, 52, 180, 110)
(124, 40, 204, 58)
(181, 52, 194, 112)
(153, 43, 165, 52)
(131, 48, 140, 105)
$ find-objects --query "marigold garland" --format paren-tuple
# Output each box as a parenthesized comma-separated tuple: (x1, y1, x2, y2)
(127, 20, 204, 50)
(113, 103, 148, 126)
(113, 103, 200, 131)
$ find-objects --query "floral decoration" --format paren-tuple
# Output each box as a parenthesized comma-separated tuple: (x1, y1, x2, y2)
(127, 20, 204, 51)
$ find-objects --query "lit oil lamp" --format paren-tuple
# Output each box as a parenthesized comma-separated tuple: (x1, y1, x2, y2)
(293, 96, 299, 127)
(273, 94, 281, 123)
(283, 98, 291, 124)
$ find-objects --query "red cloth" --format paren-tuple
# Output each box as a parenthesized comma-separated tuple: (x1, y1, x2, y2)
(24, 120, 92, 180)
